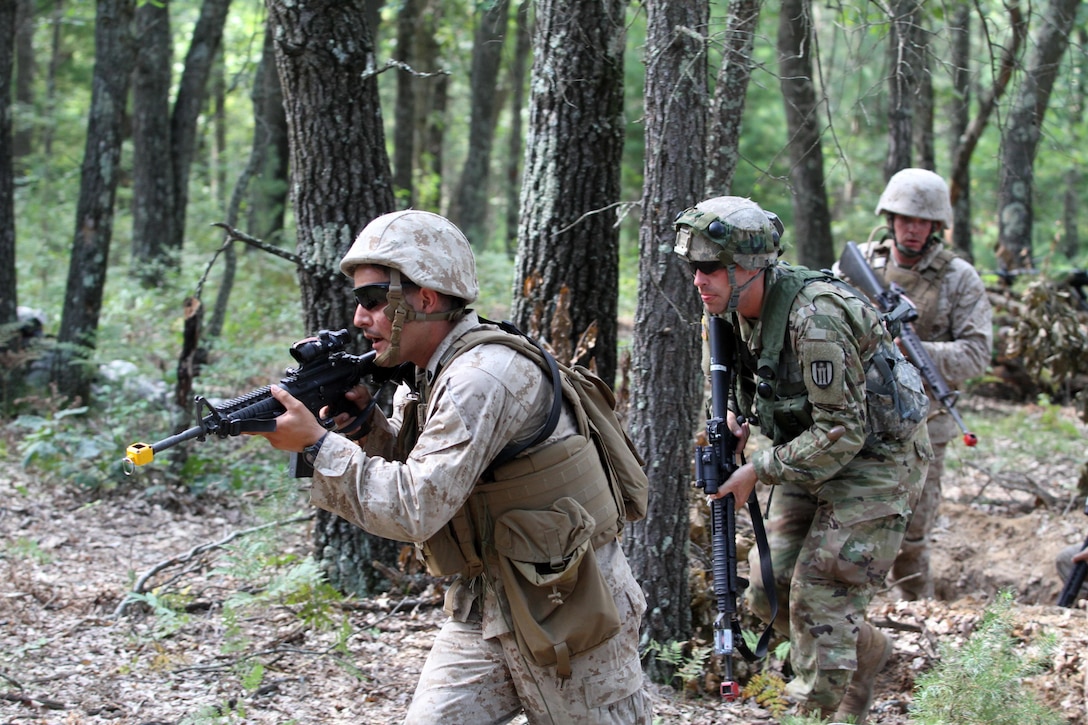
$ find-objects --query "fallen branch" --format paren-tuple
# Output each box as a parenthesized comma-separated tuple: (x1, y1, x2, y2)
(962, 461, 1059, 509)
(112, 513, 315, 619)
(0, 691, 66, 710)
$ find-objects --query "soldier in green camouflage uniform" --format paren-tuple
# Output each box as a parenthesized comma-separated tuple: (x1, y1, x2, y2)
(258, 211, 650, 724)
(674, 197, 931, 723)
(837, 168, 993, 601)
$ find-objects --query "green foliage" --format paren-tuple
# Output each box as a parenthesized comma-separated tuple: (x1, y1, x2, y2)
(126, 590, 194, 639)
(644, 639, 713, 692)
(4, 536, 54, 565)
(910, 591, 1063, 725)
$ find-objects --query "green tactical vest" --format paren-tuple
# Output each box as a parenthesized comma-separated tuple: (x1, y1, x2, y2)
(743, 266, 928, 446)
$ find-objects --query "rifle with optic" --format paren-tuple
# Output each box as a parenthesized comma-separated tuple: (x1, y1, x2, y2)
(837, 241, 978, 447)
(123, 329, 406, 477)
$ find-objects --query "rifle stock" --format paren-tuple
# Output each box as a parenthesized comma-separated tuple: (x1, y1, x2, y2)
(124, 330, 402, 477)
(838, 241, 978, 446)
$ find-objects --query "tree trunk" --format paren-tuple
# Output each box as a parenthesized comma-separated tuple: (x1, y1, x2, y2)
(884, 0, 922, 177)
(512, 0, 627, 385)
(949, 3, 973, 261)
(449, 0, 510, 249)
(166, 0, 233, 259)
(996, 0, 1082, 270)
(246, 22, 289, 245)
(706, 0, 759, 196)
(0, 0, 17, 328)
(778, 0, 833, 268)
(267, 0, 402, 598)
(413, 0, 445, 212)
(1062, 27, 1086, 261)
(912, 32, 934, 170)
(51, 0, 136, 403)
(42, 0, 64, 158)
(130, 0, 176, 284)
(12, 0, 34, 162)
(625, 0, 707, 685)
(393, 0, 420, 208)
(503, 0, 531, 259)
(947, 3, 1025, 209)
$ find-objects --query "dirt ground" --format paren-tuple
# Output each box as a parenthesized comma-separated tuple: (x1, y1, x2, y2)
(2, 397, 1087, 724)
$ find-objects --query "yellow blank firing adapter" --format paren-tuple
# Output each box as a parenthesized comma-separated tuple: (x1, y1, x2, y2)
(126, 442, 155, 467)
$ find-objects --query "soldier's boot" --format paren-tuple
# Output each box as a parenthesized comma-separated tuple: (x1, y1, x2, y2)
(890, 537, 932, 600)
(833, 623, 893, 725)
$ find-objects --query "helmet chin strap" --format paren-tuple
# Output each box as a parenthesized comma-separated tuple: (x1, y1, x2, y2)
(725, 264, 765, 314)
(377, 269, 466, 366)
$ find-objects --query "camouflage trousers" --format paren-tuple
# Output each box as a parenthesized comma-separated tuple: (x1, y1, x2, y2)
(404, 580, 650, 724)
(890, 438, 947, 598)
(746, 433, 930, 713)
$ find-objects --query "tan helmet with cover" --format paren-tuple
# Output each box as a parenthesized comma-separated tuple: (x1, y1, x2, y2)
(875, 168, 954, 229)
(340, 210, 479, 304)
(673, 196, 784, 270)
(341, 210, 478, 365)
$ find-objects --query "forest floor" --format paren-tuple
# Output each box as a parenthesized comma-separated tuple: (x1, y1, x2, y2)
(2, 396, 1087, 725)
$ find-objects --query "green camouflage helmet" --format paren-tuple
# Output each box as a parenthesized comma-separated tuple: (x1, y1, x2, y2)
(340, 210, 479, 304)
(673, 196, 784, 270)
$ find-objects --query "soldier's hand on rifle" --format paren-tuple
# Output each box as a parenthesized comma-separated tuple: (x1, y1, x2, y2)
(323, 384, 377, 441)
(726, 411, 750, 454)
(1075, 548, 1088, 565)
(707, 461, 758, 507)
(254, 385, 329, 452)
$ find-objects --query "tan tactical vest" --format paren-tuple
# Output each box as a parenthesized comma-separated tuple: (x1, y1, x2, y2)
(869, 239, 956, 342)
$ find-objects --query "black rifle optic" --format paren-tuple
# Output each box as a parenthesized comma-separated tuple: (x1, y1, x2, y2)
(694, 315, 777, 701)
(124, 329, 405, 478)
(838, 241, 978, 447)
(1058, 498, 1088, 608)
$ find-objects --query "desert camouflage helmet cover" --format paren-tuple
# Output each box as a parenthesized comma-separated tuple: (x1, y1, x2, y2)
(875, 168, 954, 229)
(340, 210, 479, 303)
(673, 196, 784, 269)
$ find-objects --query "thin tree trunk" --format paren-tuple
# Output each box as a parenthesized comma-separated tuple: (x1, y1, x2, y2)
(949, 3, 973, 261)
(1062, 27, 1086, 261)
(130, 0, 175, 283)
(247, 22, 288, 244)
(449, 0, 510, 248)
(392, 0, 420, 207)
(413, 0, 445, 212)
(884, 0, 922, 177)
(706, 0, 759, 196)
(0, 0, 17, 329)
(12, 0, 34, 162)
(996, 0, 1082, 270)
(51, 0, 136, 403)
(778, 0, 833, 268)
(625, 0, 707, 685)
(504, 0, 531, 258)
(167, 0, 233, 258)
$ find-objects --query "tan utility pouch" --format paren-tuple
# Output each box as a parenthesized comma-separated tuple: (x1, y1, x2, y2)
(416, 507, 483, 578)
(492, 497, 621, 680)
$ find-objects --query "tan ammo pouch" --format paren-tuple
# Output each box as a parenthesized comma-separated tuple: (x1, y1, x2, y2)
(416, 508, 483, 578)
(480, 434, 621, 678)
(492, 497, 620, 679)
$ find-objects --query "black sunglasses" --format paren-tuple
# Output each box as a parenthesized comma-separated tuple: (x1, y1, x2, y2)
(688, 260, 724, 276)
(353, 283, 391, 311)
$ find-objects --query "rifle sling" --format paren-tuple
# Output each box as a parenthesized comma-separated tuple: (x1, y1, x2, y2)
(736, 489, 777, 662)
